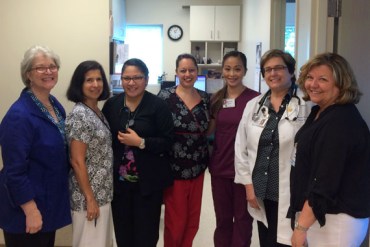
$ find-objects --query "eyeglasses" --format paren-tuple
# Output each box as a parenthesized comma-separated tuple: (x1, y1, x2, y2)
(121, 76, 145, 83)
(263, 65, 287, 74)
(31, 65, 59, 73)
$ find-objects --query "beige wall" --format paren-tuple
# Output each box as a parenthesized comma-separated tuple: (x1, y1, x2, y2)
(0, 0, 110, 118)
(0, 0, 109, 245)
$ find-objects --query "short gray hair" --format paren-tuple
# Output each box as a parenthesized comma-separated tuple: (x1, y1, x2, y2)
(20, 45, 61, 87)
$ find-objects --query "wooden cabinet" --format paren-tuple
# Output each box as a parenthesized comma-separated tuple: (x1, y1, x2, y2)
(190, 5, 240, 41)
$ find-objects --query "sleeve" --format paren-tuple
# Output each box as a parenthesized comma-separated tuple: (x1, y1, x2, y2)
(145, 98, 174, 154)
(306, 118, 352, 226)
(0, 108, 36, 206)
(66, 109, 93, 144)
(234, 102, 253, 185)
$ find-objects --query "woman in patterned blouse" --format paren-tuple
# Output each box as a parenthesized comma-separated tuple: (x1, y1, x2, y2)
(158, 53, 210, 247)
(65, 60, 113, 247)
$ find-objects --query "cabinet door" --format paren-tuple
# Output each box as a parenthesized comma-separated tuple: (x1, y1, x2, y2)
(190, 6, 215, 41)
(215, 6, 240, 41)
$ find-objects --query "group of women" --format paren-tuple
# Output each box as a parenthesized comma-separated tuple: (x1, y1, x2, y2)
(0, 44, 369, 247)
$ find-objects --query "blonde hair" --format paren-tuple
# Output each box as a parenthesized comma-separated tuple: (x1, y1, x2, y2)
(297, 52, 362, 104)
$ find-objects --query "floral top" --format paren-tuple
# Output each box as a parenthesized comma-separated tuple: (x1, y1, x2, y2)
(158, 86, 210, 179)
(119, 145, 139, 182)
(66, 102, 113, 211)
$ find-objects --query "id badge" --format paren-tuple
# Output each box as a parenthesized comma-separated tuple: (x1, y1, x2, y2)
(252, 116, 269, 127)
(223, 98, 235, 108)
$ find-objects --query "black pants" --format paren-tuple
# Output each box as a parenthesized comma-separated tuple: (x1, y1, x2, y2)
(3, 230, 55, 247)
(257, 199, 291, 247)
(112, 181, 163, 247)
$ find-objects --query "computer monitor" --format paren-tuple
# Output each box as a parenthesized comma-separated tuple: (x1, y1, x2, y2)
(175, 75, 207, 92)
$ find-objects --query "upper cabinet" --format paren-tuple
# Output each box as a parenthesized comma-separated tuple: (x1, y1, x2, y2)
(190, 5, 240, 41)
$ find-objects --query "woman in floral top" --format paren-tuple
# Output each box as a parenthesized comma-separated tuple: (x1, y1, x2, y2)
(65, 60, 113, 247)
(158, 53, 210, 247)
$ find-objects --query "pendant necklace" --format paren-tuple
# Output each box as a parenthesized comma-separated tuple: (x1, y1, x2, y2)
(124, 96, 142, 129)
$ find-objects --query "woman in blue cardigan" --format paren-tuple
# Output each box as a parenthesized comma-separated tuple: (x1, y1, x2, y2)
(0, 45, 71, 247)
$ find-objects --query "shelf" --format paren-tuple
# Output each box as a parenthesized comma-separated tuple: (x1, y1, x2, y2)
(191, 41, 238, 67)
(198, 64, 221, 68)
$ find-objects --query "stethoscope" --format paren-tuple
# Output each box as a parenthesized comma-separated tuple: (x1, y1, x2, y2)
(252, 84, 301, 122)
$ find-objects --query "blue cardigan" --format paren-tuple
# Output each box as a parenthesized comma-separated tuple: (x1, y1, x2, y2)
(0, 89, 71, 233)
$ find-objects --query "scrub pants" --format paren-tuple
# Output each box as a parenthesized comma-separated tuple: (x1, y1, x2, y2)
(211, 176, 254, 247)
(71, 203, 113, 247)
(112, 181, 163, 247)
(164, 172, 205, 247)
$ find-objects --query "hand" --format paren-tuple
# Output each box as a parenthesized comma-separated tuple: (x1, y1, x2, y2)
(245, 184, 260, 209)
(21, 200, 43, 234)
(86, 198, 100, 221)
(25, 208, 43, 234)
(117, 128, 141, 147)
(291, 229, 307, 247)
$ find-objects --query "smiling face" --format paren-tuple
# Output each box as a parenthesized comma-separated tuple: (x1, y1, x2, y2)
(263, 57, 293, 93)
(176, 58, 198, 89)
(27, 53, 58, 94)
(121, 65, 147, 99)
(304, 65, 340, 110)
(222, 56, 246, 88)
(82, 69, 103, 105)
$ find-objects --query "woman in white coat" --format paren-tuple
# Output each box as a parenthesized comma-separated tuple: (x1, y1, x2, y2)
(234, 49, 311, 246)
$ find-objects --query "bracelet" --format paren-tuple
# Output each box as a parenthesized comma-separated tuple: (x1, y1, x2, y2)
(294, 222, 309, 232)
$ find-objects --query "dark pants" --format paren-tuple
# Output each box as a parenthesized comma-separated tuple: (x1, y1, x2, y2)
(211, 176, 253, 247)
(112, 181, 163, 247)
(3, 230, 55, 247)
(257, 199, 291, 247)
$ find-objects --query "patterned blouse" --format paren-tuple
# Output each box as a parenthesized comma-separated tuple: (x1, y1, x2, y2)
(158, 87, 210, 180)
(66, 102, 113, 211)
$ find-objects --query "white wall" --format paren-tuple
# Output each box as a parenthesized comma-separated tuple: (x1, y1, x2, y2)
(0, 0, 110, 245)
(125, 0, 191, 81)
(239, 0, 271, 93)
(295, 0, 330, 70)
(125, 0, 242, 82)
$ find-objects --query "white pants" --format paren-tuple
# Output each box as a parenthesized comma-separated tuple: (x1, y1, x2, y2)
(72, 203, 113, 247)
(307, 213, 369, 247)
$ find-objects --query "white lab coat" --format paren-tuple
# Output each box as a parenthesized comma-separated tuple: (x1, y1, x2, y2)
(234, 91, 312, 245)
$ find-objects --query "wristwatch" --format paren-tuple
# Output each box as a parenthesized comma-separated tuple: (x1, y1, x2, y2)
(294, 221, 309, 232)
(139, 138, 145, 149)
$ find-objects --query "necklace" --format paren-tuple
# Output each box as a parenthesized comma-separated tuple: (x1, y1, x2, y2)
(81, 102, 110, 130)
(82, 102, 102, 118)
(44, 104, 54, 110)
(122, 96, 142, 129)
